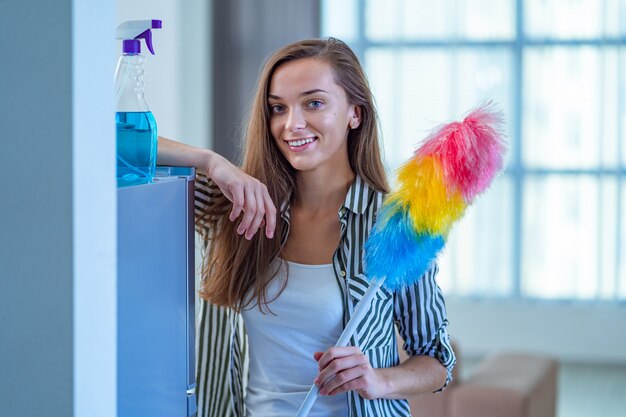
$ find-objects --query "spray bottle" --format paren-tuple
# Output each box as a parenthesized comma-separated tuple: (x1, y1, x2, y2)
(115, 19, 162, 186)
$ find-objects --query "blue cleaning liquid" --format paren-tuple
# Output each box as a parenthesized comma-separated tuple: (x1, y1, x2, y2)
(116, 111, 158, 186)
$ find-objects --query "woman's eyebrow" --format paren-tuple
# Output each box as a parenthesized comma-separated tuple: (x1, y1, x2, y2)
(268, 89, 329, 100)
(301, 88, 328, 96)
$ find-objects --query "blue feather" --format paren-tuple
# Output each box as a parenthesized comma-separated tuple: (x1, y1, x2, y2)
(364, 206, 445, 292)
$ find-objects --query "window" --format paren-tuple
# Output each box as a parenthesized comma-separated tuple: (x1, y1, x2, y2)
(322, 0, 626, 301)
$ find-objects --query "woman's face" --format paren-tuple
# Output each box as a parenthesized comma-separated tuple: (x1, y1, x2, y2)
(268, 58, 360, 174)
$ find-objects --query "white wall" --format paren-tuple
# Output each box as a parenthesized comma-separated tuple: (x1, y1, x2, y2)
(447, 299, 626, 363)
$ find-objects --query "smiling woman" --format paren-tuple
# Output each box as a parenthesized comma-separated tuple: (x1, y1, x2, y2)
(157, 38, 455, 417)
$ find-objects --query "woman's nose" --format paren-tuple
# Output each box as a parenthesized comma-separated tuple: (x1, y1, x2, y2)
(285, 108, 306, 132)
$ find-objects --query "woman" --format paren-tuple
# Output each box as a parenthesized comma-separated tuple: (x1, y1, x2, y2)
(158, 38, 455, 417)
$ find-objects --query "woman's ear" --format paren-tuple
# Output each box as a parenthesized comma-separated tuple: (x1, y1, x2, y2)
(349, 105, 362, 129)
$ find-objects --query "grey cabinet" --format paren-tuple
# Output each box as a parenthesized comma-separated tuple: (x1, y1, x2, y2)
(117, 167, 196, 417)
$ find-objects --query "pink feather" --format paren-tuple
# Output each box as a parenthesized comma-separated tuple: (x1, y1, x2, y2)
(416, 103, 507, 202)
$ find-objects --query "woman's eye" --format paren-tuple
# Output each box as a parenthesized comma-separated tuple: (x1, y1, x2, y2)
(270, 104, 285, 114)
(308, 100, 323, 109)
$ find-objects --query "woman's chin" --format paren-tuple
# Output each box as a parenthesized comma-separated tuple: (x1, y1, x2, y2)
(289, 160, 318, 172)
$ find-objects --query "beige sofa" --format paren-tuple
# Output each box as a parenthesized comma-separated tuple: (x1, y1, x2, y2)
(398, 339, 559, 417)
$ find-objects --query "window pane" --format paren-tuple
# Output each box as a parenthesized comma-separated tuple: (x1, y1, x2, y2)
(523, 47, 620, 169)
(599, 179, 619, 299)
(607, 0, 626, 37)
(622, 49, 626, 166)
(522, 176, 603, 300)
(366, 47, 513, 170)
(365, 0, 405, 41)
(321, 0, 358, 42)
(525, 0, 624, 39)
(366, 0, 514, 41)
(601, 48, 621, 168)
(620, 181, 626, 300)
(457, 0, 515, 40)
(366, 48, 452, 169)
(364, 48, 405, 169)
(453, 48, 515, 166)
(438, 176, 513, 297)
(398, 0, 454, 40)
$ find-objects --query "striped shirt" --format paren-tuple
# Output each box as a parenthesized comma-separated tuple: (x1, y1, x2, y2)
(194, 174, 456, 417)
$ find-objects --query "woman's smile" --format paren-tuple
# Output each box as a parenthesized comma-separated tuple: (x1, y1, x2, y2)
(284, 136, 318, 151)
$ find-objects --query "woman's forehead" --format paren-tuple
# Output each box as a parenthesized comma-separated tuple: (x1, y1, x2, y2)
(268, 58, 342, 98)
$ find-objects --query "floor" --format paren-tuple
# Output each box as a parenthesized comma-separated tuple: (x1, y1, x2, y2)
(556, 362, 626, 417)
(462, 359, 626, 417)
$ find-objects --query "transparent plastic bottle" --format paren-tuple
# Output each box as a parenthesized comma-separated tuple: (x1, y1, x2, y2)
(114, 20, 161, 187)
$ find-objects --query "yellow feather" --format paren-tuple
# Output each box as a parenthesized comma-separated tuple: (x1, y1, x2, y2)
(386, 156, 467, 236)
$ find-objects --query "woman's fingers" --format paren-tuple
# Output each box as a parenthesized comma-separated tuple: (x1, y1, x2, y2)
(228, 183, 244, 222)
(320, 366, 370, 396)
(315, 350, 368, 387)
(230, 181, 277, 240)
(312, 347, 386, 399)
(236, 184, 258, 236)
(262, 185, 277, 239)
(316, 346, 361, 371)
(313, 348, 385, 400)
(244, 188, 266, 240)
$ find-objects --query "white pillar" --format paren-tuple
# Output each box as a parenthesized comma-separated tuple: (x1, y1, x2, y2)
(73, 0, 117, 416)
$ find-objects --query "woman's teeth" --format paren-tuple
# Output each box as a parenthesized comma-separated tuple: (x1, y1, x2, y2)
(288, 138, 315, 147)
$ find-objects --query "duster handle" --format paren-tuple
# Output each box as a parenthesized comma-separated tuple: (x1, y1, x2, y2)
(295, 276, 387, 417)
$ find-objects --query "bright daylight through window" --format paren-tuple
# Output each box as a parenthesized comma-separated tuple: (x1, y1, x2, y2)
(322, 0, 626, 301)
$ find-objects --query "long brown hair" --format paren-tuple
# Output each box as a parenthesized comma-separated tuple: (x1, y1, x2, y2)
(198, 38, 389, 311)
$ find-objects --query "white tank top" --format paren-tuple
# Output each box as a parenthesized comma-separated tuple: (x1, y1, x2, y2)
(242, 259, 348, 417)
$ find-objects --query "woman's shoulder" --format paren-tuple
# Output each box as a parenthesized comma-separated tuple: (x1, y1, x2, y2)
(347, 175, 385, 215)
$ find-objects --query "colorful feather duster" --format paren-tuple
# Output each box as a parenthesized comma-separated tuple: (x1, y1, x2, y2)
(365, 103, 506, 291)
(295, 103, 506, 417)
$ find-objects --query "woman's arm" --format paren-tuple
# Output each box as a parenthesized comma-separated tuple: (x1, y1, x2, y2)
(157, 136, 277, 240)
(375, 354, 447, 398)
(157, 136, 220, 175)
(313, 346, 446, 400)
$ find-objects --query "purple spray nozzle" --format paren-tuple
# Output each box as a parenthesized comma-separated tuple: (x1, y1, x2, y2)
(116, 19, 162, 55)
(135, 30, 154, 55)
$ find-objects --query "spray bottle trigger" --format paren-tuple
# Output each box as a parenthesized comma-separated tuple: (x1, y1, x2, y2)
(135, 29, 155, 55)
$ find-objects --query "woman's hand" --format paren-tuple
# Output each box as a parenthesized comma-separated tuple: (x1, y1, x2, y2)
(156, 136, 276, 239)
(206, 152, 277, 240)
(313, 347, 391, 400)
